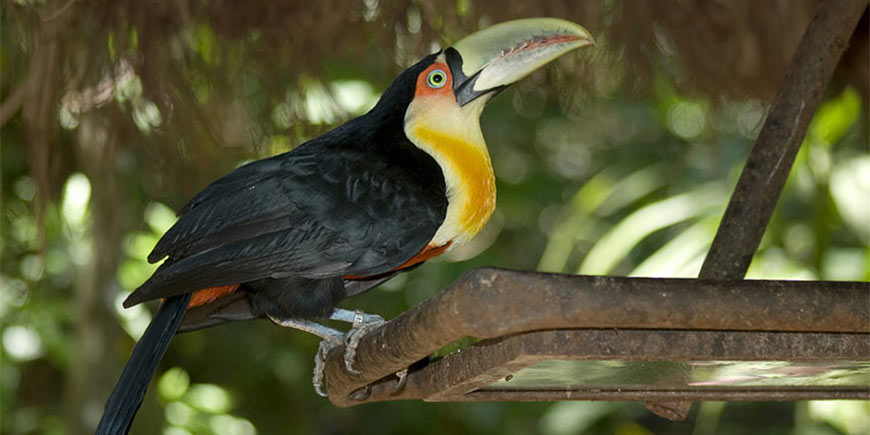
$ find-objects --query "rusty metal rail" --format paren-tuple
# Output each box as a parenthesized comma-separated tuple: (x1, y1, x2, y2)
(361, 329, 869, 406)
(322, 271, 869, 407)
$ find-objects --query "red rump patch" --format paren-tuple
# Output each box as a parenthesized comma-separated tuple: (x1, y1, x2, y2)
(395, 242, 452, 269)
(189, 284, 241, 309)
(345, 242, 452, 280)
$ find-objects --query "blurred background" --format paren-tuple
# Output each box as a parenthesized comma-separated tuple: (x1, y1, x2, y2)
(2, 1, 868, 434)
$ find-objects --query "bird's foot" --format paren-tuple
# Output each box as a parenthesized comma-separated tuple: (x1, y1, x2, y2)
(313, 310, 386, 397)
(327, 309, 408, 389)
(270, 309, 396, 397)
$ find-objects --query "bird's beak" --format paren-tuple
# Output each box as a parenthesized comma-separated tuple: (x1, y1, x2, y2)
(446, 18, 595, 107)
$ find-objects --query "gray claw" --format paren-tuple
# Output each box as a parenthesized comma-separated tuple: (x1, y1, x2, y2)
(393, 368, 409, 391)
(313, 335, 343, 397)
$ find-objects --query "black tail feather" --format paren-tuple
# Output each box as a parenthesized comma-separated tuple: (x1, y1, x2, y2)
(96, 293, 191, 435)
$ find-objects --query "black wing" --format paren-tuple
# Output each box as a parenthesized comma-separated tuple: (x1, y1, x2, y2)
(124, 135, 446, 307)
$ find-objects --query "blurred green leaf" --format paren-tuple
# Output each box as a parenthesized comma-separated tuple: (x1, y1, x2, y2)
(539, 402, 621, 435)
(808, 87, 861, 147)
(830, 155, 870, 243)
(579, 184, 725, 275)
(158, 367, 191, 402)
(539, 164, 668, 273)
(630, 215, 719, 277)
(145, 202, 179, 235)
(808, 401, 870, 435)
(184, 384, 233, 414)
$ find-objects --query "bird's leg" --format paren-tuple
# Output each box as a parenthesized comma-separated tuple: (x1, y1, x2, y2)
(327, 308, 407, 389)
(266, 315, 343, 397)
(268, 315, 345, 340)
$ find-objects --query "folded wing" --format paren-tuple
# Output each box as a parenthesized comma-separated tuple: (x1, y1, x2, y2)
(125, 139, 447, 307)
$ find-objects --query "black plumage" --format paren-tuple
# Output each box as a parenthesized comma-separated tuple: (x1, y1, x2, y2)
(125, 54, 447, 322)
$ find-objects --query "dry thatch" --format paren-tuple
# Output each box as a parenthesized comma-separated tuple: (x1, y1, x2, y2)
(2, 0, 867, 211)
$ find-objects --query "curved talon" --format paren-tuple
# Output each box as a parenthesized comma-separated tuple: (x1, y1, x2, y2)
(313, 336, 342, 397)
(349, 385, 372, 401)
(393, 368, 409, 391)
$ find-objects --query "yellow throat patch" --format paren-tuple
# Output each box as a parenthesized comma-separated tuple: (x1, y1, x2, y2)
(405, 96, 496, 247)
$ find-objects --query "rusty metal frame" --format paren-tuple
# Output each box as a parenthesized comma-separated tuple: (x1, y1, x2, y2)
(319, 0, 870, 418)
(322, 272, 869, 407)
(367, 329, 869, 404)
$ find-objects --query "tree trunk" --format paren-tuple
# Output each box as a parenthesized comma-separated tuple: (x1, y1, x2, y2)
(64, 113, 123, 435)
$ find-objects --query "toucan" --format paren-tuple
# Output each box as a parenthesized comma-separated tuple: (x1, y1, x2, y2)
(96, 18, 593, 434)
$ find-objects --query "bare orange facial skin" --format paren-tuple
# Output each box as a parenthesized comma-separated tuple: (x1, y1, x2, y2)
(414, 62, 453, 99)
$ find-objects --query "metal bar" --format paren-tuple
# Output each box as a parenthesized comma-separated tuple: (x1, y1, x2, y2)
(459, 390, 870, 402)
(346, 329, 870, 405)
(699, 0, 869, 280)
(323, 270, 869, 406)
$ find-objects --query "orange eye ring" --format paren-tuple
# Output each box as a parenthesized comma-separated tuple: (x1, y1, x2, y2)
(427, 69, 447, 89)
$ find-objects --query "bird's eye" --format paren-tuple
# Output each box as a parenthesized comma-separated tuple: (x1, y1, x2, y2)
(427, 69, 447, 89)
